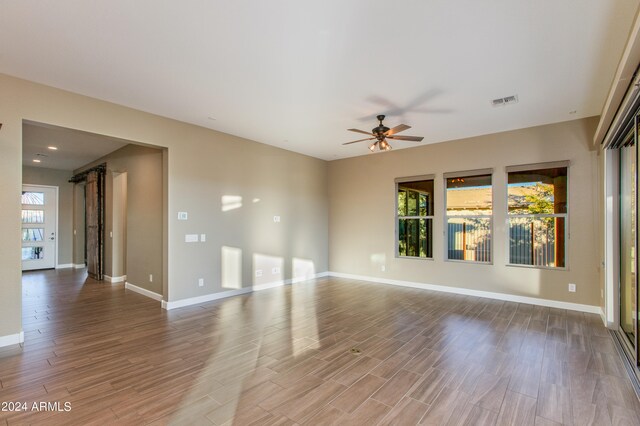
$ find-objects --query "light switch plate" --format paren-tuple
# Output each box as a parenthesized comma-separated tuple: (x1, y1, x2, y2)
(255, 269, 263, 277)
(185, 234, 198, 243)
(178, 212, 188, 220)
(200, 234, 206, 242)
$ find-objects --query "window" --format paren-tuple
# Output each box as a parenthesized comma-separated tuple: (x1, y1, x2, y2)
(445, 171, 492, 262)
(22, 228, 44, 242)
(21, 191, 44, 205)
(397, 177, 434, 258)
(21, 210, 44, 224)
(507, 163, 567, 268)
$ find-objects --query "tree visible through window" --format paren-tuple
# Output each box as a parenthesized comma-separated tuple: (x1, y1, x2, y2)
(508, 166, 567, 268)
(397, 179, 434, 258)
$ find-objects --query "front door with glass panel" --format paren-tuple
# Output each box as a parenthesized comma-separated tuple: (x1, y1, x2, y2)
(21, 185, 57, 271)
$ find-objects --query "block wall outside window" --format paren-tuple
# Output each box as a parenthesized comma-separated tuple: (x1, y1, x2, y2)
(445, 172, 493, 263)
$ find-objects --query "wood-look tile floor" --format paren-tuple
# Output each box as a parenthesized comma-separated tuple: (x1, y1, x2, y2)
(1, 269, 639, 425)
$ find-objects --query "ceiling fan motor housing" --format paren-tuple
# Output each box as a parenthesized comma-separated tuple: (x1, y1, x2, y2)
(373, 114, 389, 139)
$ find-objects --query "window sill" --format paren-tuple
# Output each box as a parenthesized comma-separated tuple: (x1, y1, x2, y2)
(444, 259, 492, 265)
(397, 256, 434, 261)
(506, 263, 568, 271)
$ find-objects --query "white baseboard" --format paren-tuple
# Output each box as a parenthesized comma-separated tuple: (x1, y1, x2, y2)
(104, 274, 127, 284)
(162, 287, 253, 310)
(0, 332, 24, 348)
(55, 263, 73, 269)
(73, 263, 86, 269)
(162, 272, 329, 310)
(125, 282, 163, 301)
(328, 272, 601, 314)
(252, 271, 330, 291)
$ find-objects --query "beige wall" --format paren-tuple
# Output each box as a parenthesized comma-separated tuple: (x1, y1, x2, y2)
(0, 73, 329, 339)
(76, 144, 163, 294)
(329, 117, 601, 307)
(21, 166, 74, 266)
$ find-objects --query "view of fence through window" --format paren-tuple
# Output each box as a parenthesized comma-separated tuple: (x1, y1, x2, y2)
(446, 173, 492, 262)
(507, 166, 567, 268)
(397, 179, 434, 258)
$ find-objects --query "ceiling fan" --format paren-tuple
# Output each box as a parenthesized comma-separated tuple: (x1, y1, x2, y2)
(343, 115, 424, 152)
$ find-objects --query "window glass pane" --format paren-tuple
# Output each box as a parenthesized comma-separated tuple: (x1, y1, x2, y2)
(21, 191, 44, 205)
(398, 218, 432, 258)
(509, 217, 565, 267)
(446, 174, 492, 215)
(22, 210, 44, 224)
(22, 228, 44, 242)
(447, 217, 491, 262)
(398, 180, 434, 216)
(22, 246, 44, 260)
(508, 167, 567, 214)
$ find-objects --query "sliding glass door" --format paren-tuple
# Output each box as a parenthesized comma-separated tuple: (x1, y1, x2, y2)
(620, 130, 637, 353)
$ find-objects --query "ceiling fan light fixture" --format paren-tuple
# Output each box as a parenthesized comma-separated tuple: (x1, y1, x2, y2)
(344, 115, 422, 152)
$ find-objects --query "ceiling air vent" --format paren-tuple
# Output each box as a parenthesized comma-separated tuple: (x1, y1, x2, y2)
(491, 95, 518, 107)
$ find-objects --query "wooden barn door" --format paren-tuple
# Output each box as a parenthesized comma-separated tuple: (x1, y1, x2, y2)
(85, 169, 105, 280)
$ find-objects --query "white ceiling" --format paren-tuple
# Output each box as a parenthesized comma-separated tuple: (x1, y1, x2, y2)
(2, 1, 638, 160)
(23, 122, 129, 171)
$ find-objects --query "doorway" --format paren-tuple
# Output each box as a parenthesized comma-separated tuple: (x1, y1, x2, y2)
(21, 184, 57, 271)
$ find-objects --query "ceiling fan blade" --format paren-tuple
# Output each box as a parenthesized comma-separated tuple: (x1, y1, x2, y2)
(387, 135, 424, 142)
(385, 124, 411, 136)
(342, 137, 376, 145)
(348, 128, 374, 136)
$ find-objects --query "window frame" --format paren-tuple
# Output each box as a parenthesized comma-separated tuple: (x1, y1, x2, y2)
(443, 168, 494, 265)
(395, 174, 435, 260)
(505, 161, 570, 270)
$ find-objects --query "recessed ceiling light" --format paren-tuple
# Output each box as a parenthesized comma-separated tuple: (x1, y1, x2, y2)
(207, 116, 216, 121)
(569, 110, 577, 114)
(47, 146, 58, 150)
(32, 159, 41, 163)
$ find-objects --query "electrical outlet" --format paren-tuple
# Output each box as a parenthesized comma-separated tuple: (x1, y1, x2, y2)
(273, 215, 281, 223)
(149, 274, 153, 282)
(381, 265, 386, 272)
(255, 269, 263, 277)
(198, 278, 204, 287)
(272, 266, 280, 274)
(568, 283, 576, 293)
(200, 234, 206, 242)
